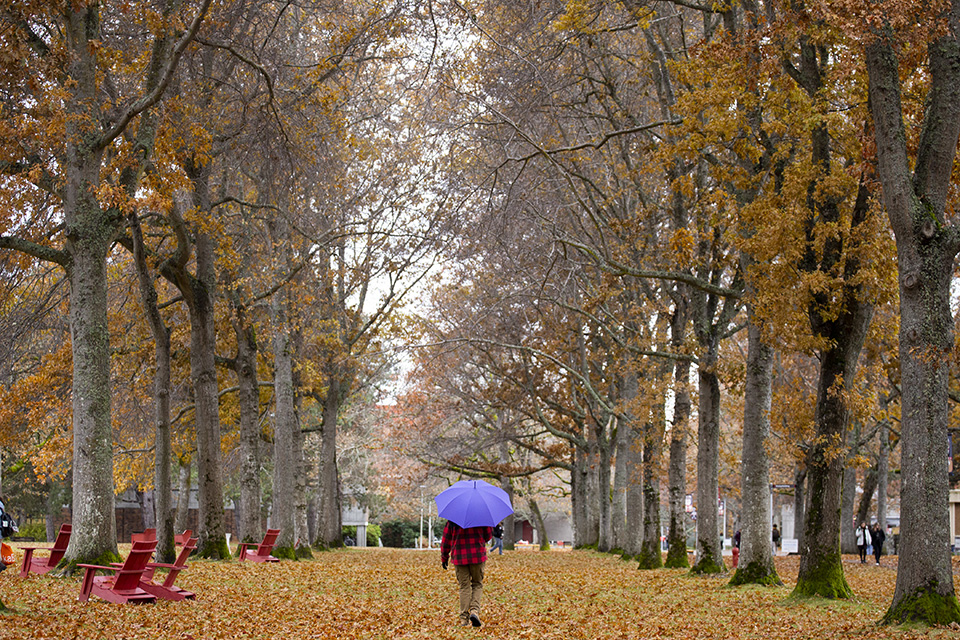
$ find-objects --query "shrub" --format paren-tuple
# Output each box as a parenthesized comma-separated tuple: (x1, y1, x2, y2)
(341, 524, 382, 547)
(379, 519, 443, 548)
(15, 520, 45, 541)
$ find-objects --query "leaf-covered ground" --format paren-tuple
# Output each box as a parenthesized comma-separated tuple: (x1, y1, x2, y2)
(0, 546, 958, 639)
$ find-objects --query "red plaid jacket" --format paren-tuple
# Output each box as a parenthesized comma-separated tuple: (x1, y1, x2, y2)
(440, 522, 493, 566)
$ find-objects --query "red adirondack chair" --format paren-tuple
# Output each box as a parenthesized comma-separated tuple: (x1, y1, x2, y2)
(78, 540, 158, 604)
(174, 529, 193, 546)
(130, 528, 157, 543)
(238, 529, 281, 562)
(139, 537, 197, 601)
(20, 523, 72, 578)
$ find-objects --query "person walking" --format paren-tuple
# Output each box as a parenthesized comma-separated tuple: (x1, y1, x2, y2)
(771, 524, 781, 554)
(490, 523, 504, 555)
(856, 522, 869, 564)
(440, 521, 493, 628)
(870, 522, 886, 566)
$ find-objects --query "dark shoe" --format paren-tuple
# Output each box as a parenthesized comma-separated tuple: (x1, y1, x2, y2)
(470, 613, 481, 628)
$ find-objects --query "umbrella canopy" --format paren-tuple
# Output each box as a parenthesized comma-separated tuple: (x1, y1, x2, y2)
(434, 479, 514, 529)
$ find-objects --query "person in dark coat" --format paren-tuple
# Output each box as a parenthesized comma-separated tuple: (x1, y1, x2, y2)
(490, 523, 504, 555)
(870, 522, 886, 565)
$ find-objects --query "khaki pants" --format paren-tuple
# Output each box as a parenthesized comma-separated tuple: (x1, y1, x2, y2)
(455, 563, 485, 622)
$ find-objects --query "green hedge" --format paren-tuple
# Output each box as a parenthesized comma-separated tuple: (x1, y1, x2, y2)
(379, 519, 444, 548)
(341, 524, 382, 547)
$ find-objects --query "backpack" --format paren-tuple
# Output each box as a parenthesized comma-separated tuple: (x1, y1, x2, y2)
(0, 511, 18, 539)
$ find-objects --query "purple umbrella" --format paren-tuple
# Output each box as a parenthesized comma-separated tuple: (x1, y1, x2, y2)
(434, 479, 514, 529)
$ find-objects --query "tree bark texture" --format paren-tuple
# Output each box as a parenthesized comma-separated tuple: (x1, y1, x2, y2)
(794, 337, 867, 598)
(666, 359, 691, 568)
(855, 464, 878, 535)
(866, 9, 960, 621)
(596, 419, 614, 553)
(57, 3, 121, 572)
(234, 314, 263, 546)
(612, 413, 629, 552)
(317, 374, 343, 548)
(877, 421, 889, 551)
(130, 210, 175, 562)
(637, 417, 663, 569)
(528, 498, 550, 550)
(841, 463, 858, 555)
(692, 368, 723, 573)
(572, 443, 600, 548)
(175, 457, 192, 535)
(623, 421, 644, 558)
(730, 319, 780, 585)
(182, 180, 229, 559)
(271, 293, 298, 558)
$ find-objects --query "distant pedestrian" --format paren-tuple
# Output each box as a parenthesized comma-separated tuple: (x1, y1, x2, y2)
(733, 530, 741, 549)
(440, 521, 493, 628)
(856, 522, 869, 564)
(870, 523, 886, 565)
(771, 524, 781, 554)
(490, 523, 504, 555)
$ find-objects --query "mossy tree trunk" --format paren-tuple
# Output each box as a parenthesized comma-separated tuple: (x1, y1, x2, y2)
(866, 10, 960, 624)
(787, 27, 876, 598)
(691, 367, 723, 574)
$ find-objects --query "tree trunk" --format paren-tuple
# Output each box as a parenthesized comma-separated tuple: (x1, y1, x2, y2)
(793, 466, 806, 550)
(572, 442, 599, 547)
(596, 419, 613, 553)
(234, 314, 262, 546)
(623, 421, 644, 558)
(612, 413, 629, 552)
(730, 319, 780, 585)
(316, 374, 343, 548)
(64, 227, 119, 570)
(528, 498, 550, 550)
(665, 359, 691, 568)
(637, 416, 663, 569)
(271, 294, 298, 558)
(501, 477, 516, 550)
(855, 463, 878, 534)
(185, 214, 229, 559)
(130, 209, 175, 562)
(59, 10, 119, 564)
(175, 457, 192, 535)
(293, 392, 310, 557)
(877, 420, 889, 552)
(867, 14, 960, 622)
(692, 367, 723, 573)
(794, 345, 862, 598)
(840, 463, 858, 554)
